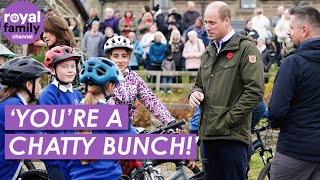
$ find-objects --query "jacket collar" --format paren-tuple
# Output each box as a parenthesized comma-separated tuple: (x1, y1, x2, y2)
(212, 29, 235, 53)
(17, 93, 28, 105)
(52, 79, 73, 93)
(207, 32, 251, 56)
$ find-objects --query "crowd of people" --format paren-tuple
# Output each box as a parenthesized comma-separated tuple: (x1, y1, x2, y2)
(75, 1, 299, 94)
(0, 0, 319, 180)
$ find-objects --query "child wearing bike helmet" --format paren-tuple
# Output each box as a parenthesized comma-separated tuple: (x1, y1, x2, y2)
(0, 43, 16, 90)
(104, 36, 176, 125)
(68, 57, 136, 180)
(0, 57, 50, 180)
(39, 45, 83, 180)
(40, 45, 82, 107)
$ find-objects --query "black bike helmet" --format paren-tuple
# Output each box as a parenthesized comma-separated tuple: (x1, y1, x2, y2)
(0, 56, 50, 87)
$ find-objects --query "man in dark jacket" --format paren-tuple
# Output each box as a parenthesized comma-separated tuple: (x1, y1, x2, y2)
(182, 1, 200, 31)
(151, 5, 165, 33)
(268, 6, 320, 180)
(189, 1, 264, 180)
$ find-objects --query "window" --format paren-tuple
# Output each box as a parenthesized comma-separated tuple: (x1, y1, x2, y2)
(154, 0, 169, 9)
(241, 0, 256, 9)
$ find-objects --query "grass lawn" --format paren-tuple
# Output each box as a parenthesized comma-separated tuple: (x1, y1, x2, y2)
(248, 153, 269, 179)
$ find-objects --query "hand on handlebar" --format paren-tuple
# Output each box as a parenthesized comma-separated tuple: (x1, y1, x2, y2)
(175, 128, 183, 134)
(187, 160, 196, 169)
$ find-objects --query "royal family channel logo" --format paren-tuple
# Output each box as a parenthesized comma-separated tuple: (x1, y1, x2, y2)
(1, 1, 44, 44)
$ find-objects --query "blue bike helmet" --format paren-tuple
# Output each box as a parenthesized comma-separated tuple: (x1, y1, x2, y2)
(80, 57, 124, 99)
(80, 57, 124, 84)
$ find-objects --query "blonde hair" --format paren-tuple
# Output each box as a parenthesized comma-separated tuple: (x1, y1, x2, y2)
(169, 29, 181, 45)
(89, 8, 99, 17)
(255, 8, 264, 15)
(82, 85, 107, 105)
(154, 31, 163, 40)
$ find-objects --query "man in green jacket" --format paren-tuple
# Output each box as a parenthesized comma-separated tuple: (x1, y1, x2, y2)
(189, 1, 264, 180)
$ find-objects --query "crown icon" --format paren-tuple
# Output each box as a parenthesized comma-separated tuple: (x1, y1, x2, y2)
(10, 14, 19, 21)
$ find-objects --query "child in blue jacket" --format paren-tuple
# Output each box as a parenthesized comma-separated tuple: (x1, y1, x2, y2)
(0, 57, 50, 180)
(67, 57, 136, 180)
(39, 45, 83, 180)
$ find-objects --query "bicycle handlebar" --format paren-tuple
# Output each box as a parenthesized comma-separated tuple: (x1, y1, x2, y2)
(147, 119, 186, 134)
(253, 125, 271, 133)
(164, 119, 185, 131)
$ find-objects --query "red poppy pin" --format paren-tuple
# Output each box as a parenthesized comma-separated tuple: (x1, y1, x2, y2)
(227, 52, 233, 60)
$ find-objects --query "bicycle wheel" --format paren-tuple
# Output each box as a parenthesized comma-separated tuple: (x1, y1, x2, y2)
(152, 160, 201, 179)
(17, 169, 48, 180)
(258, 162, 271, 180)
(24, 160, 36, 170)
(133, 169, 164, 180)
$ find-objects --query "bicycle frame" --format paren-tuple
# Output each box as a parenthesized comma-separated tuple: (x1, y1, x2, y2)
(252, 126, 274, 165)
(120, 120, 204, 180)
(121, 159, 163, 180)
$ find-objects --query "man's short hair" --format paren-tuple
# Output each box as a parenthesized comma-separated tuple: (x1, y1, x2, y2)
(289, 6, 320, 30)
(216, 2, 231, 21)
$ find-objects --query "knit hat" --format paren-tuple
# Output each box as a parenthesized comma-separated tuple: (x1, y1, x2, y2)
(152, 4, 160, 12)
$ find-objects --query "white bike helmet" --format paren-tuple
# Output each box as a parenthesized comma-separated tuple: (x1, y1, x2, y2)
(104, 36, 134, 52)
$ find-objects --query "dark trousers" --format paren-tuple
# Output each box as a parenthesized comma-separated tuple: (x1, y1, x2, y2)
(172, 66, 184, 84)
(201, 140, 248, 180)
(187, 68, 198, 84)
(147, 64, 161, 83)
(274, 36, 282, 66)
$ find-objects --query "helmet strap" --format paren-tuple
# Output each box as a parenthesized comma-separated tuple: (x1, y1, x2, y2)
(24, 79, 36, 103)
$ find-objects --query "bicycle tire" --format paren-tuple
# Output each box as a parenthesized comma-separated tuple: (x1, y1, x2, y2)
(152, 160, 201, 179)
(258, 162, 271, 180)
(24, 160, 36, 170)
(134, 169, 164, 180)
(120, 174, 131, 180)
(17, 169, 48, 180)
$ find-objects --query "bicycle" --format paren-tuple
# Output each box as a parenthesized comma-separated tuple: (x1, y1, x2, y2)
(17, 160, 48, 180)
(120, 119, 204, 180)
(250, 125, 274, 180)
